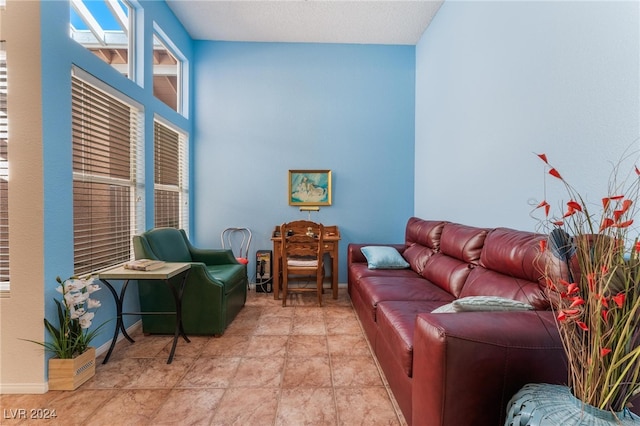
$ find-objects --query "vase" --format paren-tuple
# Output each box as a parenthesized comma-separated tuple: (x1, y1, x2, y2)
(505, 383, 640, 426)
(48, 347, 96, 391)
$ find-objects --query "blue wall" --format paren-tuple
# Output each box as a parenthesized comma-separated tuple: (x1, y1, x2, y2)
(415, 1, 640, 231)
(39, 0, 193, 354)
(192, 42, 416, 282)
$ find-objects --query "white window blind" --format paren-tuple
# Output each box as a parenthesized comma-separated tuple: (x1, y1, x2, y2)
(0, 45, 8, 285)
(154, 119, 188, 232)
(72, 69, 144, 276)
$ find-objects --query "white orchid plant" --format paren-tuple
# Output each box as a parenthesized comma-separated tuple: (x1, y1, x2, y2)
(26, 276, 108, 358)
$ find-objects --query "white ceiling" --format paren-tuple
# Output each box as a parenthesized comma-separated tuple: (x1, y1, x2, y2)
(166, 1, 444, 45)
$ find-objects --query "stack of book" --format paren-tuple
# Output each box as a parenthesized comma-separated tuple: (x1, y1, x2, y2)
(124, 259, 166, 271)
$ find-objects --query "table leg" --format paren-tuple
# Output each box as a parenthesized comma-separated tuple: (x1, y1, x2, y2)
(273, 251, 281, 300)
(332, 250, 339, 299)
(100, 278, 135, 364)
(165, 269, 191, 364)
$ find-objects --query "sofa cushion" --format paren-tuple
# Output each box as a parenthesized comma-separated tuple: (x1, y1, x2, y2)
(439, 223, 488, 264)
(350, 263, 420, 285)
(356, 276, 454, 323)
(460, 267, 549, 309)
(460, 227, 550, 309)
(454, 296, 534, 312)
(144, 228, 192, 262)
(402, 244, 436, 275)
(377, 300, 443, 377)
(421, 253, 473, 297)
(405, 218, 446, 251)
(361, 246, 409, 269)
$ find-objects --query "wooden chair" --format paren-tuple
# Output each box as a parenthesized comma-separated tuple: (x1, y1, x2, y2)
(280, 220, 325, 306)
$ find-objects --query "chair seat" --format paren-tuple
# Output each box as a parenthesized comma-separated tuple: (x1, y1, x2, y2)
(287, 259, 318, 267)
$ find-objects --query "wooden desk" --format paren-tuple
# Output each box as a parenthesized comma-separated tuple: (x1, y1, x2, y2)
(271, 225, 340, 301)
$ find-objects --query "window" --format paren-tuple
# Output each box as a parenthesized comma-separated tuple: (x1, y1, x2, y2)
(153, 34, 179, 112)
(70, 0, 133, 79)
(154, 119, 188, 232)
(72, 68, 144, 276)
(153, 25, 186, 114)
(0, 42, 8, 287)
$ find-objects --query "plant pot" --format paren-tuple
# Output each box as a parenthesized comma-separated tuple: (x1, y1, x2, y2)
(48, 347, 96, 391)
(505, 383, 640, 426)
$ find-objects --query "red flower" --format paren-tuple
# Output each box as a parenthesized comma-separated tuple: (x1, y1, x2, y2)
(536, 200, 551, 217)
(549, 168, 562, 179)
(601, 348, 612, 357)
(567, 200, 582, 212)
(569, 297, 585, 308)
(602, 309, 609, 322)
(566, 282, 579, 295)
(613, 293, 625, 308)
(552, 220, 564, 226)
(537, 153, 549, 164)
(635, 241, 640, 252)
(577, 321, 589, 331)
(600, 218, 615, 231)
(636, 165, 640, 176)
(614, 219, 634, 229)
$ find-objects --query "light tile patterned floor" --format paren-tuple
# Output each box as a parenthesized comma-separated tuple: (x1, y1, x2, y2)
(0, 287, 407, 425)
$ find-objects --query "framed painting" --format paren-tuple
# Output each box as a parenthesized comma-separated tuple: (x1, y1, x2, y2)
(288, 170, 332, 206)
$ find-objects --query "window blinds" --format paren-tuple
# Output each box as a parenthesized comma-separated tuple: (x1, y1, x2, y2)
(72, 72, 143, 276)
(154, 119, 188, 232)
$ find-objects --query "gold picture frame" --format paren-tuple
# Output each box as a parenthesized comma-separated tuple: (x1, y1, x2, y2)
(288, 170, 332, 206)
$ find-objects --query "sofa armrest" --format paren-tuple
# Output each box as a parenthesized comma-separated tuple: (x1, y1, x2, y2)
(189, 247, 239, 265)
(412, 310, 567, 426)
(347, 243, 406, 264)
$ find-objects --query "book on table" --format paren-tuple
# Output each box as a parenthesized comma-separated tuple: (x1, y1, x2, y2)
(124, 259, 166, 271)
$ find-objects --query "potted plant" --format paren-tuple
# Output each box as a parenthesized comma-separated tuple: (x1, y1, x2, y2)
(26, 276, 108, 390)
(506, 153, 640, 424)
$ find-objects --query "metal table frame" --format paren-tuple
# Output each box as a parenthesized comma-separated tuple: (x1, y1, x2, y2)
(97, 262, 191, 364)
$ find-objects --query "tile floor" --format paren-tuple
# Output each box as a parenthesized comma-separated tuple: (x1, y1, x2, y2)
(1, 287, 407, 425)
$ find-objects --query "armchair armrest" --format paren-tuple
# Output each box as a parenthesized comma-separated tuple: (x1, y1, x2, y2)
(178, 230, 239, 265)
(189, 248, 238, 265)
(412, 310, 567, 426)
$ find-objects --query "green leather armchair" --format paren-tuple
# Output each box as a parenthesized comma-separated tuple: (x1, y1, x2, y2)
(133, 228, 247, 335)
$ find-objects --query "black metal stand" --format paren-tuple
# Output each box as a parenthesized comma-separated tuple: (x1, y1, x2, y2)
(99, 268, 191, 364)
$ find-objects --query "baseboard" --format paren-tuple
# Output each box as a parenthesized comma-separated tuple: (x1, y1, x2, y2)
(0, 320, 142, 394)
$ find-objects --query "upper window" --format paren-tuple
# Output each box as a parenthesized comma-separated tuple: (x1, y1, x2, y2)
(70, 0, 134, 79)
(0, 42, 8, 287)
(153, 30, 181, 113)
(71, 68, 144, 276)
(154, 119, 188, 232)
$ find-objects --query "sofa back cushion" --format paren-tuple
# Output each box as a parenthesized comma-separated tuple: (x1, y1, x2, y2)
(439, 223, 488, 264)
(405, 218, 446, 250)
(458, 228, 549, 309)
(403, 218, 446, 274)
(421, 223, 488, 296)
(143, 228, 193, 263)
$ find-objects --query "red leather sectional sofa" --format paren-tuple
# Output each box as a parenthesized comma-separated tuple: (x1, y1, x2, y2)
(347, 217, 568, 425)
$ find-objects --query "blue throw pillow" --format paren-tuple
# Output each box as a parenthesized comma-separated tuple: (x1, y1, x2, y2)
(361, 246, 409, 270)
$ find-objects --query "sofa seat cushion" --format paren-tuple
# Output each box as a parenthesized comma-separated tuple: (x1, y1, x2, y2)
(377, 300, 444, 377)
(350, 263, 421, 286)
(356, 276, 455, 323)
